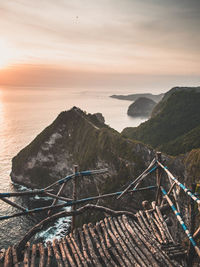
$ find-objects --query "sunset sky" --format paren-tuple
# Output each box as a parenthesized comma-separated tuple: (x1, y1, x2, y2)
(0, 0, 199, 90)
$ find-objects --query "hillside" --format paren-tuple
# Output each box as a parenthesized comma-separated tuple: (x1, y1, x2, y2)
(10, 106, 197, 233)
(152, 86, 200, 117)
(127, 97, 156, 117)
(122, 90, 200, 156)
(11, 107, 159, 224)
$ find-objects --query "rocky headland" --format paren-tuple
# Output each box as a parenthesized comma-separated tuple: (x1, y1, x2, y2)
(123, 87, 200, 156)
(10, 96, 200, 230)
(11, 107, 160, 224)
(127, 97, 156, 117)
(110, 93, 164, 102)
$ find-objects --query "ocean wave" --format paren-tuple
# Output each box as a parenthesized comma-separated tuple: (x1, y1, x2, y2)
(35, 207, 71, 243)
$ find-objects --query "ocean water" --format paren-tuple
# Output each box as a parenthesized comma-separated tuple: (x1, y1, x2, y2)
(0, 86, 146, 248)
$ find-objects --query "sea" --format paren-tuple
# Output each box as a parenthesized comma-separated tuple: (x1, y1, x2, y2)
(0, 86, 147, 248)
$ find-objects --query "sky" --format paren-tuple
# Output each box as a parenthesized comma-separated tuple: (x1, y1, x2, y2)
(0, 0, 199, 91)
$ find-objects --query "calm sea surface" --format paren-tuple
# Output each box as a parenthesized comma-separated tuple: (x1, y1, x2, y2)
(0, 86, 146, 248)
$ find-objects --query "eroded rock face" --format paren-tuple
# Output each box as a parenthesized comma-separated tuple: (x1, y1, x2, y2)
(11, 107, 158, 210)
(10, 107, 191, 232)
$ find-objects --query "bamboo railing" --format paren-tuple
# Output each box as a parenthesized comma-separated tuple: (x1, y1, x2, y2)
(1, 151, 200, 264)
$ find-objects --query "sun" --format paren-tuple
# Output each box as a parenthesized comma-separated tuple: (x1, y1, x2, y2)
(0, 39, 13, 69)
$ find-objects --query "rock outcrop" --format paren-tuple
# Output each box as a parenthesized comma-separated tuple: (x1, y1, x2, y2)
(11, 107, 159, 221)
(10, 106, 191, 233)
(127, 97, 156, 117)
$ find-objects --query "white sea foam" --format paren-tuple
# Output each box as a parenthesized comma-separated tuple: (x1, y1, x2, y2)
(11, 182, 30, 191)
(35, 207, 71, 243)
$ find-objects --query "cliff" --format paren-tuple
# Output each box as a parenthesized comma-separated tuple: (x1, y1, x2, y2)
(11, 107, 160, 222)
(10, 106, 193, 234)
(152, 86, 200, 117)
(127, 97, 156, 117)
(122, 90, 200, 156)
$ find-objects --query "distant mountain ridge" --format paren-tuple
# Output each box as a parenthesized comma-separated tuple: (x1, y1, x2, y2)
(110, 93, 164, 102)
(122, 87, 200, 156)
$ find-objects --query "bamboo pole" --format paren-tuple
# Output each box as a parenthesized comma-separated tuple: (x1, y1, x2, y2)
(193, 226, 200, 239)
(0, 189, 52, 198)
(133, 164, 158, 190)
(23, 242, 30, 267)
(161, 186, 200, 258)
(88, 223, 110, 266)
(52, 239, 64, 267)
(0, 186, 156, 221)
(166, 175, 181, 213)
(164, 182, 176, 200)
(155, 152, 162, 206)
(71, 165, 78, 231)
(187, 183, 196, 266)
(47, 177, 70, 216)
(0, 198, 26, 212)
(155, 205, 174, 243)
(117, 158, 156, 199)
(30, 244, 37, 267)
(58, 240, 69, 267)
(94, 222, 116, 266)
(158, 161, 200, 205)
(46, 241, 53, 267)
(44, 192, 72, 201)
(47, 184, 66, 215)
(3, 247, 12, 267)
(11, 246, 19, 267)
(44, 168, 108, 190)
(38, 243, 45, 267)
(61, 238, 76, 267)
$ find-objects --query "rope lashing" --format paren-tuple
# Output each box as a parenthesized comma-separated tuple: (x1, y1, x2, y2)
(158, 161, 200, 205)
(161, 186, 200, 257)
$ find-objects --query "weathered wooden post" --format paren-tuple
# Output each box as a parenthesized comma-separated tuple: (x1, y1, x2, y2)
(155, 152, 162, 206)
(71, 165, 78, 231)
(188, 183, 196, 266)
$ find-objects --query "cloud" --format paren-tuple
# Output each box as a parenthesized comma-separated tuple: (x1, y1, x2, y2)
(0, 0, 199, 78)
(0, 64, 199, 93)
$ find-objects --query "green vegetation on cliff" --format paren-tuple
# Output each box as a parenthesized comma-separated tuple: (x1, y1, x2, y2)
(11, 107, 156, 218)
(151, 86, 200, 117)
(122, 90, 200, 156)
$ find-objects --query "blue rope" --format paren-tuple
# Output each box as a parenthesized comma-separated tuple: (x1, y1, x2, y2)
(149, 165, 157, 173)
(161, 187, 198, 250)
(0, 185, 157, 221)
(158, 161, 200, 205)
(0, 193, 11, 198)
(49, 169, 107, 187)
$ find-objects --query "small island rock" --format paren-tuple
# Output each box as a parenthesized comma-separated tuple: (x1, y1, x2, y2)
(127, 97, 156, 117)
